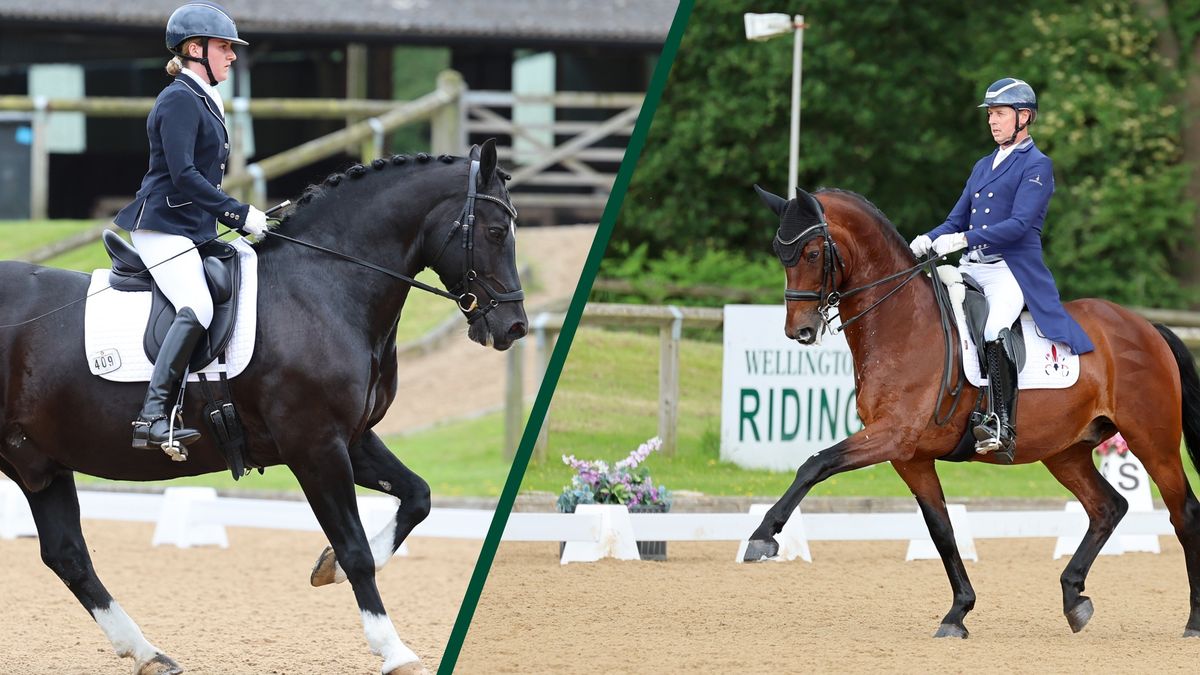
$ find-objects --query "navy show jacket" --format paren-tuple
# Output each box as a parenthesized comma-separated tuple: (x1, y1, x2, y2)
(114, 75, 248, 243)
(927, 139, 1094, 354)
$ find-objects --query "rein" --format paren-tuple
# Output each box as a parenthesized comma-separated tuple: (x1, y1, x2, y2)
(778, 215, 966, 426)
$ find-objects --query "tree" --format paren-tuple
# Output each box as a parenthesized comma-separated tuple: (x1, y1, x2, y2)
(612, 0, 1192, 307)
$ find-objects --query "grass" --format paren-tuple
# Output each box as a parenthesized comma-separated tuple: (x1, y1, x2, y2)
(0, 220, 102, 260)
(519, 327, 1200, 499)
(76, 410, 520, 497)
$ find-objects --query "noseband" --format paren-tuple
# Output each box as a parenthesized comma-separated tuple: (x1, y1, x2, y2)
(432, 159, 525, 324)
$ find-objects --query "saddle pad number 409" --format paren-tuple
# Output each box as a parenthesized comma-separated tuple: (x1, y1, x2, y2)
(83, 238, 258, 383)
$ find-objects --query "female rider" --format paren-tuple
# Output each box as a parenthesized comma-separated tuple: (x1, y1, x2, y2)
(909, 78, 1093, 464)
(113, 2, 267, 452)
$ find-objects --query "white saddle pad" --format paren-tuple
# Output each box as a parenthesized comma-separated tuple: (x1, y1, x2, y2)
(937, 266, 1079, 390)
(84, 237, 258, 383)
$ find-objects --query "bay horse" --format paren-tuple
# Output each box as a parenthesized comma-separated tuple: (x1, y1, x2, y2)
(747, 185, 1200, 639)
(0, 139, 526, 674)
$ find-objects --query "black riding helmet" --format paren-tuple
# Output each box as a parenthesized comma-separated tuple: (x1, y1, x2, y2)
(165, 2, 248, 86)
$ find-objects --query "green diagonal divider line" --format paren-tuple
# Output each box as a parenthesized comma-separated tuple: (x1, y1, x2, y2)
(436, 2, 695, 672)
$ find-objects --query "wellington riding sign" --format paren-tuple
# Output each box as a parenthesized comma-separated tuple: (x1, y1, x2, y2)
(720, 305, 862, 470)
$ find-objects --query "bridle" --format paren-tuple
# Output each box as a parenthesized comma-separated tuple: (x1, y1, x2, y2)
(776, 198, 966, 426)
(269, 158, 524, 325)
(428, 158, 525, 324)
(779, 211, 925, 335)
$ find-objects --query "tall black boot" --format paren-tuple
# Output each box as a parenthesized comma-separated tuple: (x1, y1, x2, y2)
(131, 307, 206, 455)
(973, 334, 1019, 463)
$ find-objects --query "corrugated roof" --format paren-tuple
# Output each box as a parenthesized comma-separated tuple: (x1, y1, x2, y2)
(0, 0, 677, 45)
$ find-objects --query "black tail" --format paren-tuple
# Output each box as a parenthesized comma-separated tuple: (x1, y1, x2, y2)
(1155, 323, 1200, 474)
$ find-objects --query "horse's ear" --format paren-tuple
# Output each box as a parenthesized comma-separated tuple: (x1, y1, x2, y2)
(468, 143, 481, 160)
(754, 184, 787, 217)
(795, 187, 826, 220)
(478, 138, 499, 184)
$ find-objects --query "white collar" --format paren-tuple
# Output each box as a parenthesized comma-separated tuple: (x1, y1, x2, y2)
(992, 136, 1032, 168)
(180, 68, 224, 117)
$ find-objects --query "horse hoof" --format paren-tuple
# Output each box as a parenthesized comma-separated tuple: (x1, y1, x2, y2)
(137, 653, 183, 675)
(933, 623, 968, 639)
(385, 661, 431, 675)
(310, 546, 344, 587)
(1183, 627, 1200, 638)
(743, 539, 779, 562)
(1066, 597, 1094, 633)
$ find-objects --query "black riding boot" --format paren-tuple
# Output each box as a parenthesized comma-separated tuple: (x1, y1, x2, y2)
(131, 307, 206, 454)
(973, 334, 1019, 463)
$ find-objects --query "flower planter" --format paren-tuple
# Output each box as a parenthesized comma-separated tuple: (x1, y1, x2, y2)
(627, 503, 669, 560)
(557, 502, 670, 561)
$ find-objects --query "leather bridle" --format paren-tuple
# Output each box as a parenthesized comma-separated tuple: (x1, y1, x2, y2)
(429, 158, 525, 324)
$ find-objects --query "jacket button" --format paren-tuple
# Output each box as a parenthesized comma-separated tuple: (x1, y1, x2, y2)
(982, 224, 988, 229)
(984, 208, 990, 213)
(224, 142, 230, 149)
(235, 214, 240, 220)
(220, 163, 225, 171)
(971, 208, 976, 213)
(223, 211, 229, 216)
(968, 225, 973, 230)
(988, 192, 994, 197)
(217, 184, 222, 190)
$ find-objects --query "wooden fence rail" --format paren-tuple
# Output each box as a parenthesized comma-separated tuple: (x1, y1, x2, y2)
(514, 303, 1200, 462)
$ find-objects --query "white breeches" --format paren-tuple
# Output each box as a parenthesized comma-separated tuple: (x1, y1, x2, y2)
(130, 230, 213, 329)
(959, 260, 1024, 341)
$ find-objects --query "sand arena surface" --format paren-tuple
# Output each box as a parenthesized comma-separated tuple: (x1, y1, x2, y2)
(0, 521, 474, 674)
(459, 538, 1199, 673)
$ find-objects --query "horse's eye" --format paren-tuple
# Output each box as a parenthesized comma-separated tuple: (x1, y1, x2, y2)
(806, 249, 820, 263)
(487, 226, 506, 240)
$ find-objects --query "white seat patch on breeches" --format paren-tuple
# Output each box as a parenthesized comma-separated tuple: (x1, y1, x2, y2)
(83, 237, 258, 383)
(936, 265, 1079, 390)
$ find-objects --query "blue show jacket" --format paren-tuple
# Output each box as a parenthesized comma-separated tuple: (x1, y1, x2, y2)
(927, 139, 1094, 354)
(114, 75, 248, 243)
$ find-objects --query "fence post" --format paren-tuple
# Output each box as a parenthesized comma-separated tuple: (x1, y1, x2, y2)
(532, 313, 556, 462)
(431, 70, 464, 155)
(30, 97, 49, 220)
(504, 340, 525, 460)
(246, 164, 267, 209)
(658, 306, 683, 456)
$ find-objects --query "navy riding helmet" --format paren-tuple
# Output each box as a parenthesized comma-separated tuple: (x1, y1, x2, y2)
(165, 2, 248, 85)
(979, 77, 1037, 145)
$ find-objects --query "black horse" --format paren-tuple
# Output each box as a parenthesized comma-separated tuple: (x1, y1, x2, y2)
(0, 139, 526, 675)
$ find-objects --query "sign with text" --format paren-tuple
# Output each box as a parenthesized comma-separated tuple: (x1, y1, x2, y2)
(720, 305, 862, 470)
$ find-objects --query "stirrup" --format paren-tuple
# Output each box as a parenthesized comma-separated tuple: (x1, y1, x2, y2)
(161, 404, 189, 462)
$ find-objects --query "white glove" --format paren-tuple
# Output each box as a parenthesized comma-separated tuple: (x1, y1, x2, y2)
(242, 206, 269, 241)
(909, 234, 933, 258)
(931, 232, 968, 257)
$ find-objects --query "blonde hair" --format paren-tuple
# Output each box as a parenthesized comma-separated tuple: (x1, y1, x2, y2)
(164, 38, 202, 76)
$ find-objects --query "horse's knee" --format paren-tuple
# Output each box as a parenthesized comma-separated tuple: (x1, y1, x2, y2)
(403, 476, 431, 523)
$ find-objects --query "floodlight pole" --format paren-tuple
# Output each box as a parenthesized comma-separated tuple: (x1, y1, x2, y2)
(788, 15, 804, 196)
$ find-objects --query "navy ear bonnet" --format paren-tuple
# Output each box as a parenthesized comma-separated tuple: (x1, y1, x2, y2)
(773, 190, 827, 267)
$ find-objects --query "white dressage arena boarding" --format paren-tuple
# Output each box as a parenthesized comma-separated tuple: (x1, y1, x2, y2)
(0, 481, 1173, 564)
(83, 237, 258, 383)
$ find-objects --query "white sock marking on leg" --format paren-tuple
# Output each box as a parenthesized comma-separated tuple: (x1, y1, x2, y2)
(369, 512, 400, 570)
(361, 611, 419, 672)
(91, 602, 161, 662)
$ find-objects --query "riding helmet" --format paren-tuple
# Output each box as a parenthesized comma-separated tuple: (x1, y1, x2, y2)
(165, 2, 248, 53)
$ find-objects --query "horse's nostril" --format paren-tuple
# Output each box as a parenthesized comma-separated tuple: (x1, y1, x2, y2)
(798, 328, 814, 343)
(508, 322, 527, 339)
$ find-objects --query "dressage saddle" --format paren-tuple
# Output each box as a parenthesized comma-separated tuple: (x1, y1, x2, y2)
(959, 273, 1026, 372)
(102, 229, 240, 371)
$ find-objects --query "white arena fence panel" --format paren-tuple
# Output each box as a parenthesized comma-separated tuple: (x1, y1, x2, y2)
(0, 483, 1178, 561)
